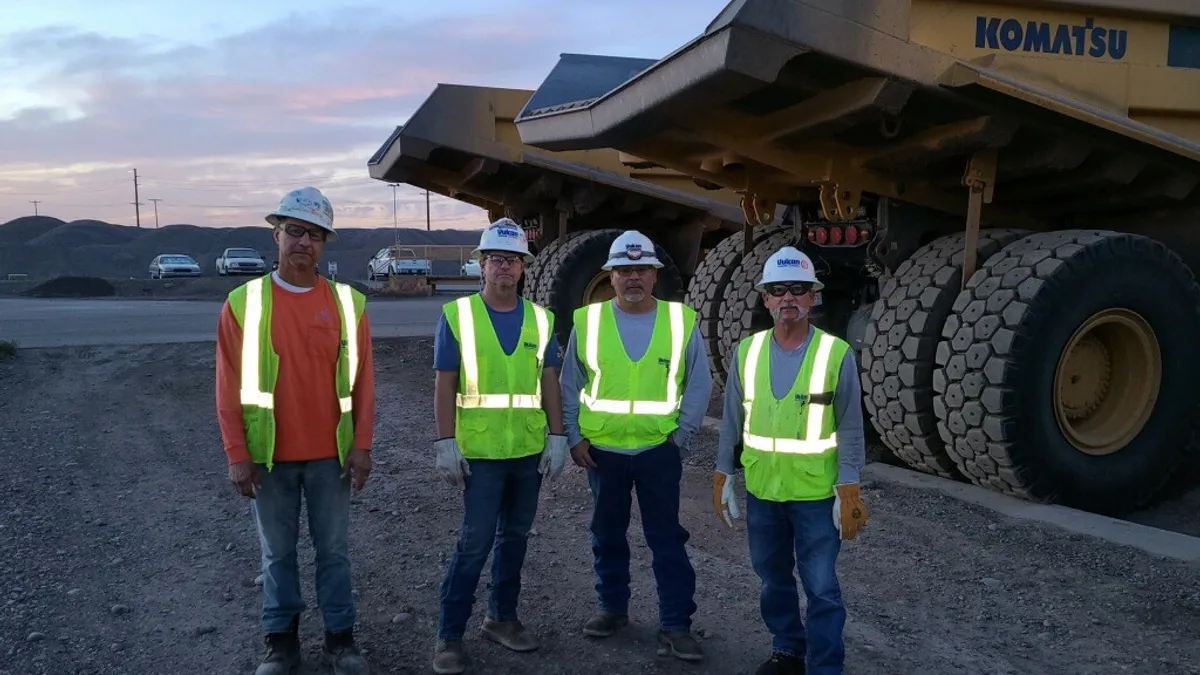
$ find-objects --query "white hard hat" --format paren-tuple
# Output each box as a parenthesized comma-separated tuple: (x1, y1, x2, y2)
(602, 230, 663, 270)
(473, 218, 534, 263)
(757, 246, 824, 291)
(266, 186, 337, 241)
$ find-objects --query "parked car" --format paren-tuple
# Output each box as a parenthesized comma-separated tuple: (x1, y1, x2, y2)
(367, 246, 432, 280)
(149, 254, 201, 279)
(461, 259, 481, 277)
(216, 247, 268, 276)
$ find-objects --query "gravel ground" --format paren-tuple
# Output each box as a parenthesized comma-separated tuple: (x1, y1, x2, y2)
(2, 339, 1199, 675)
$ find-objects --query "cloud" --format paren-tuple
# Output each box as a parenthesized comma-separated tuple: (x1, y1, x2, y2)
(0, 0, 727, 228)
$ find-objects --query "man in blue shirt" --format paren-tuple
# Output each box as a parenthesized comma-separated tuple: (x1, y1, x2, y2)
(429, 219, 568, 675)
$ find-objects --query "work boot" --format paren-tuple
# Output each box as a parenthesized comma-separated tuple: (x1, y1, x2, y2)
(656, 630, 704, 662)
(431, 639, 467, 674)
(255, 616, 301, 675)
(582, 611, 629, 637)
(755, 651, 806, 675)
(321, 628, 369, 675)
(480, 618, 540, 652)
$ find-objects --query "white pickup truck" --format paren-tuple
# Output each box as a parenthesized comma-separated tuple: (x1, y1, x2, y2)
(366, 246, 432, 280)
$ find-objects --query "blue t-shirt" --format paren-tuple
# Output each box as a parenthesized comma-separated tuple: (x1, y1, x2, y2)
(434, 299, 563, 371)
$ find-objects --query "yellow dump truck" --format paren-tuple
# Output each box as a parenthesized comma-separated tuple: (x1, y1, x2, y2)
(367, 66, 784, 386)
(504, 0, 1200, 516)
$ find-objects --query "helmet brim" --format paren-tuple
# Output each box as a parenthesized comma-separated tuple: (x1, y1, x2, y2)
(602, 258, 664, 271)
(473, 247, 535, 264)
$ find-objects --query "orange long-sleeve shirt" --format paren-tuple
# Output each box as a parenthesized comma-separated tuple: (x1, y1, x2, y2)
(215, 275, 375, 465)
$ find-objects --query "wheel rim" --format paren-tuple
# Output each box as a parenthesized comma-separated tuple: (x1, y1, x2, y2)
(1053, 308, 1162, 456)
(582, 270, 615, 303)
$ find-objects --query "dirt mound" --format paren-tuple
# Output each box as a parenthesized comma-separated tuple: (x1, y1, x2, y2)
(0, 216, 64, 245)
(23, 276, 116, 298)
(27, 221, 142, 247)
(0, 217, 483, 281)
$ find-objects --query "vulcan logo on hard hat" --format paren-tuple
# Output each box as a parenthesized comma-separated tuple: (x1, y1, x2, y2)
(777, 258, 806, 268)
(494, 226, 520, 239)
(625, 244, 644, 260)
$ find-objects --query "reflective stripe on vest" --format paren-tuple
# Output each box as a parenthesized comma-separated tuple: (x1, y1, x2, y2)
(239, 276, 359, 413)
(580, 300, 685, 415)
(741, 329, 838, 454)
(453, 295, 551, 409)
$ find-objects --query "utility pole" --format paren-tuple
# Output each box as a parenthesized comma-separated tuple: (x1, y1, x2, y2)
(149, 198, 162, 228)
(28, 200, 40, 216)
(425, 189, 431, 231)
(387, 182, 400, 244)
(131, 168, 142, 228)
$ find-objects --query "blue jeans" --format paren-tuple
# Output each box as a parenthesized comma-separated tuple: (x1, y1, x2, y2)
(586, 441, 696, 632)
(746, 492, 845, 674)
(251, 457, 355, 633)
(438, 453, 543, 641)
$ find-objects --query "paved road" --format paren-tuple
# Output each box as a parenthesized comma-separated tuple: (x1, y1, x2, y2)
(0, 296, 462, 348)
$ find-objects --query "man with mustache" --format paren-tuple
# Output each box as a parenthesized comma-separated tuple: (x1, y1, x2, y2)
(216, 186, 374, 675)
(559, 230, 713, 662)
(430, 219, 568, 674)
(712, 245, 869, 675)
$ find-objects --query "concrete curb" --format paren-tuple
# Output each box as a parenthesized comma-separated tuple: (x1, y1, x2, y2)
(864, 463, 1200, 563)
(699, 414, 1200, 563)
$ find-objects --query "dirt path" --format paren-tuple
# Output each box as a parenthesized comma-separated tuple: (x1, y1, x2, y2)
(1, 340, 1198, 675)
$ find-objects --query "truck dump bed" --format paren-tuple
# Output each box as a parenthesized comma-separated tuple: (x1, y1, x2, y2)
(515, 0, 1200, 226)
(366, 65, 758, 250)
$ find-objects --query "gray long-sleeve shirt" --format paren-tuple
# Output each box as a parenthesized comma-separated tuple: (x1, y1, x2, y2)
(716, 325, 866, 484)
(560, 301, 713, 454)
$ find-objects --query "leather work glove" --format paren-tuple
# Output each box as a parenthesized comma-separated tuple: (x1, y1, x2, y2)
(712, 471, 741, 527)
(833, 483, 869, 540)
(434, 438, 471, 488)
(539, 434, 569, 481)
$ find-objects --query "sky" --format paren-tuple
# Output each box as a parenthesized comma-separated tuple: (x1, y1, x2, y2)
(0, 0, 729, 230)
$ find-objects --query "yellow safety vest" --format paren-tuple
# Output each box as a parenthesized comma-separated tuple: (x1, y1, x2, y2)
(574, 299, 695, 450)
(227, 275, 366, 471)
(737, 326, 848, 501)
(443, 294, 554, 460)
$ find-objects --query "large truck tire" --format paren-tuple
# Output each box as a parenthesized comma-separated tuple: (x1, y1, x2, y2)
(524, 233, 577, 307)
(526, 228, 684, 348)
(685, 223, 789, 391)
(933, 230, 1200, 515)
(861, 229, 1028, 478)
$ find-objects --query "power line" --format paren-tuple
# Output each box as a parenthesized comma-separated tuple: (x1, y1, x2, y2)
(148, 198, 162, 228)
(388, 182, 400, 245)
(29, 200, 41, 216)
(131, 168, 142, 228)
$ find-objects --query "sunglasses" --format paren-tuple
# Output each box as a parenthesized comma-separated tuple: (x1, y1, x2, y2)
(765, 283, 814, 297)
(281, 222, 327, 242)
(483, 254, 522, 266)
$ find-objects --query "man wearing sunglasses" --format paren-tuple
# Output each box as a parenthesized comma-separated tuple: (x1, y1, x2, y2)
(712, 245, 868, 675)
(430, 218, 567, 674)
(216, 186, 374, 675)
(559, 230, 713, 662)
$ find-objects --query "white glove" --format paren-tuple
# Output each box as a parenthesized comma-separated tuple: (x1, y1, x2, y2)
(539, 434, 569, 481)
(434, 438, 470, 488)
(713, 470, 741, 527)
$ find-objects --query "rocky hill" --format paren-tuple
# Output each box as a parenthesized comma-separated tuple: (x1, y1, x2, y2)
(0, 216, 483, 280)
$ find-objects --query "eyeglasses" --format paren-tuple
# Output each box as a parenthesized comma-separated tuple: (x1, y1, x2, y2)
(766, 283, 814, 297)
(282, 222, 327, 242)
(483, 254, 521, 266)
